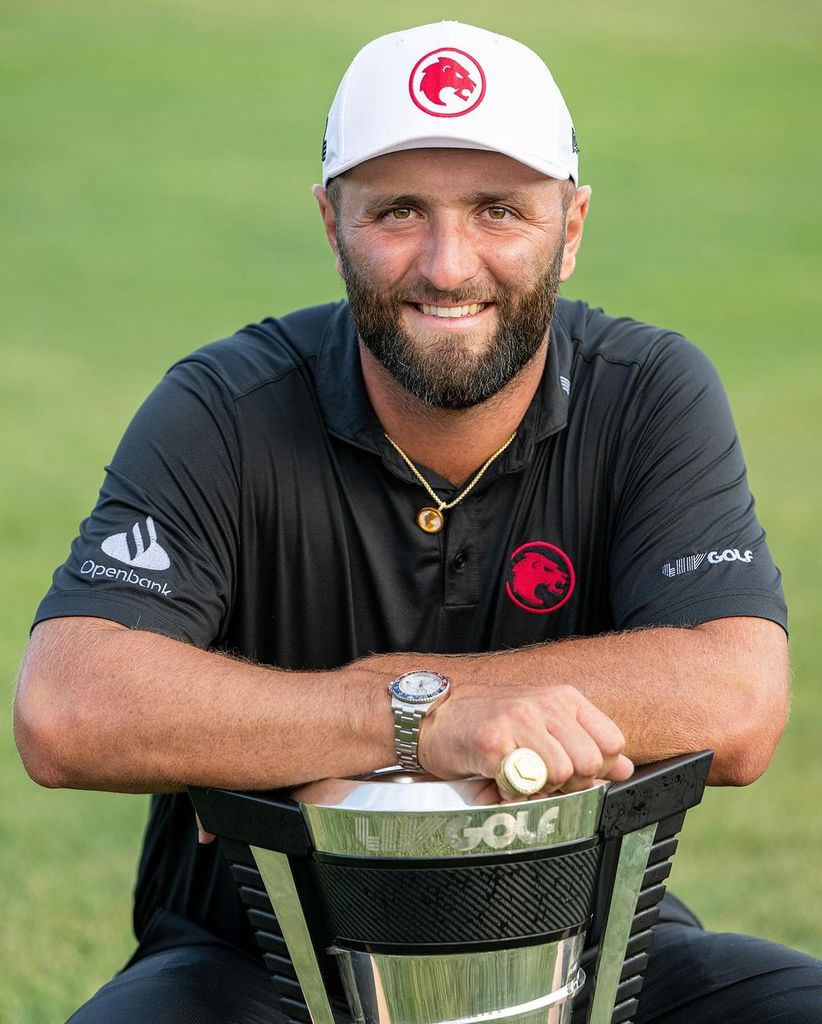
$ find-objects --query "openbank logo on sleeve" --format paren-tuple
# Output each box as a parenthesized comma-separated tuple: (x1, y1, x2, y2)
(102, 515, 170, 569)
(662, 547, 753, 578)
(80, 516, 173, 598)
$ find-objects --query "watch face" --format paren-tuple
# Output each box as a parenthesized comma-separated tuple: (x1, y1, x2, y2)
(390, 670, 449, 703)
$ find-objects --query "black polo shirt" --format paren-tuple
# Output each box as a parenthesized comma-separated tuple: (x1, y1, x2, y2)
(33, 297, 786, 950)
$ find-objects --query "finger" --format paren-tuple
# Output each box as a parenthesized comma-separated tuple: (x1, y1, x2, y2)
(476, 777, 504, 805)
(576, 701, 627, 760)
(559, 754, 635, 794)
(557, 746, 633, 791)
(525, 732, 574, 791)
(591, 740, 635, 782)
(545, 717, 607, 787)
(605, 754, 635, 781)
(480, 732, 572, 793)
(195, 812, 216, 845)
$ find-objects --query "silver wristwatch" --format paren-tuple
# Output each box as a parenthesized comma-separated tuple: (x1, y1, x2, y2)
(388, 670, 451, 772)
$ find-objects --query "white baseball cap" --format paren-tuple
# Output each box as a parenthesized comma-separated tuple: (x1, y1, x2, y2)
(321, 21, 579, 187)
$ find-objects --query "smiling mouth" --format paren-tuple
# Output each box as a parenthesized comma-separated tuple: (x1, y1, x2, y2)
(412, 302, 490, 319)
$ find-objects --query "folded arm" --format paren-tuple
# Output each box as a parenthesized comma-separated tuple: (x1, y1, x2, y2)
(15, 613, 787, 795)
(412, 615, 789, 787)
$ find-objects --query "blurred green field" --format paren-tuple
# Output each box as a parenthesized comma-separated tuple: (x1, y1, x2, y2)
(2, 1, 821, 1020)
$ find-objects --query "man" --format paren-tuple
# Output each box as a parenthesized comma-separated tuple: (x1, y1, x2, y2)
(13, 19, 821, 1023)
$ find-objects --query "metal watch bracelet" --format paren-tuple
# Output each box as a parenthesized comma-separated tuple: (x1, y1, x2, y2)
(392, 705, 425, 771)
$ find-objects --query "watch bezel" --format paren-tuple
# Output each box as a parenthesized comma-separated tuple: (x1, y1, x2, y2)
(389, 669, 450, 704)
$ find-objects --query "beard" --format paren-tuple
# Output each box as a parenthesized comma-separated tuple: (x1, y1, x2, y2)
(337, 237, 564, 410)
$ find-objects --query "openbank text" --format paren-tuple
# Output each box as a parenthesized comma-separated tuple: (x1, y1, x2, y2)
(80, 559, 172, 597)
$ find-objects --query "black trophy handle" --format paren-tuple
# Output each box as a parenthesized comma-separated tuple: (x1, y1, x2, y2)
(575, 750, 714, 1024)
(188, 787, 334, 1021)
(598, 750, 714, 839)
(188, 786, 311, 857)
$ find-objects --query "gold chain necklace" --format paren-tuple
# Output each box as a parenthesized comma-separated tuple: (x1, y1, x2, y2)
(384, 430, 517, 534)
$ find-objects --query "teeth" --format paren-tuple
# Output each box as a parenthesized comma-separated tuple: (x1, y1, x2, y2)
(419, 303, 485, 318)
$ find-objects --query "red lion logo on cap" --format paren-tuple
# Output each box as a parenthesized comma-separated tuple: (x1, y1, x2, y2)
(409, 48, 486, 118)
(419, 56, 476, 106)
(505, 541, 576, 614)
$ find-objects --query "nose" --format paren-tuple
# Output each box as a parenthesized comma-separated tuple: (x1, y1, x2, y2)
(415, 215, 482, 294)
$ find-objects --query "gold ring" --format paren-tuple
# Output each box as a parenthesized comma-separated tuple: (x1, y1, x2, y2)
(495, 747, 549, 796)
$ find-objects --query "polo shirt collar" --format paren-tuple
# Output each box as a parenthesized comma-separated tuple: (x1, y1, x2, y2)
(315, 301, 572, 470)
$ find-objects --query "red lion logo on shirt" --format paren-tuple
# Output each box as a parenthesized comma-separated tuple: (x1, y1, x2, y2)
(512, 553, 569, 602)
(419, 56, 476, 106)
(505, 542, 576, 615)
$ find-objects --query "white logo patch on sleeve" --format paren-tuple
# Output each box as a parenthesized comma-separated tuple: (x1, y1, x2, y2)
(101, 515, 171, 571)
(662, 547, 753, 577)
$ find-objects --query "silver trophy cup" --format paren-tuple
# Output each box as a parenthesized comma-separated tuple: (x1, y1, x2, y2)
(190, 751, 711, 1024)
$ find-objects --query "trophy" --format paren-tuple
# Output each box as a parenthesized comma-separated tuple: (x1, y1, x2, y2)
(190, 750, 711, 1024)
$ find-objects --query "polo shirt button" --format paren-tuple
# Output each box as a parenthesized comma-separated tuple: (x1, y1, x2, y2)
(452, 551, 467, 569)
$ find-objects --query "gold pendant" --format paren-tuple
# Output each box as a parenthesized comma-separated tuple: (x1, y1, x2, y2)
(417, 507, 444, 534)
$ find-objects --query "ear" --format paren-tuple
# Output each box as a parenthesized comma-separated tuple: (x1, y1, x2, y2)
(312, 184, 343, 276)
(560, 185, 592, 282)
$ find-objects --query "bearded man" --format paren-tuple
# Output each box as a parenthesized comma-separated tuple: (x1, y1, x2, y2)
(14, 20, 822, 1024)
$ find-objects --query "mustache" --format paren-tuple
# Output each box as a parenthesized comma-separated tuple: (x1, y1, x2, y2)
(336, 244, 499, 307)
(393, 285, 500, 306)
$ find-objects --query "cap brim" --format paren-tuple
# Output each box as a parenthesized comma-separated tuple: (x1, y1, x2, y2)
(323, 136, 577, 186)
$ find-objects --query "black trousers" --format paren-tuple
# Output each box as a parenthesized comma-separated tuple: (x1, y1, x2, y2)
(68, 903, 822, 1024)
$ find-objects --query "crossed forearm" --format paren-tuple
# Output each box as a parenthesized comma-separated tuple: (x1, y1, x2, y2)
(15, 618, 396, 793)
(15, 615, 787, 794)
(369, 616, 789, 785)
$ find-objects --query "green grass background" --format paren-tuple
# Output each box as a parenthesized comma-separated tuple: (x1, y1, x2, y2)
(2, 1, 820, 1019)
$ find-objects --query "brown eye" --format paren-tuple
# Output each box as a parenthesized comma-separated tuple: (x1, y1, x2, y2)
(487, 207, 508, 220)
(390, 208, 413, 220)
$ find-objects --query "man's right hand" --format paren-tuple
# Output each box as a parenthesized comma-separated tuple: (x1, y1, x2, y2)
(418, 682, 634, 794)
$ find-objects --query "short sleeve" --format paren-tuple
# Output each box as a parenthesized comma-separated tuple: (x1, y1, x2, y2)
(32, 359, 241, 648)
(608, 335, 787, 632)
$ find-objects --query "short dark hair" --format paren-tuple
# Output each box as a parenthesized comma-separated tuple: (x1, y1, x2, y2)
(325, 175, 343, 216)
(559, 177, 576, 215)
